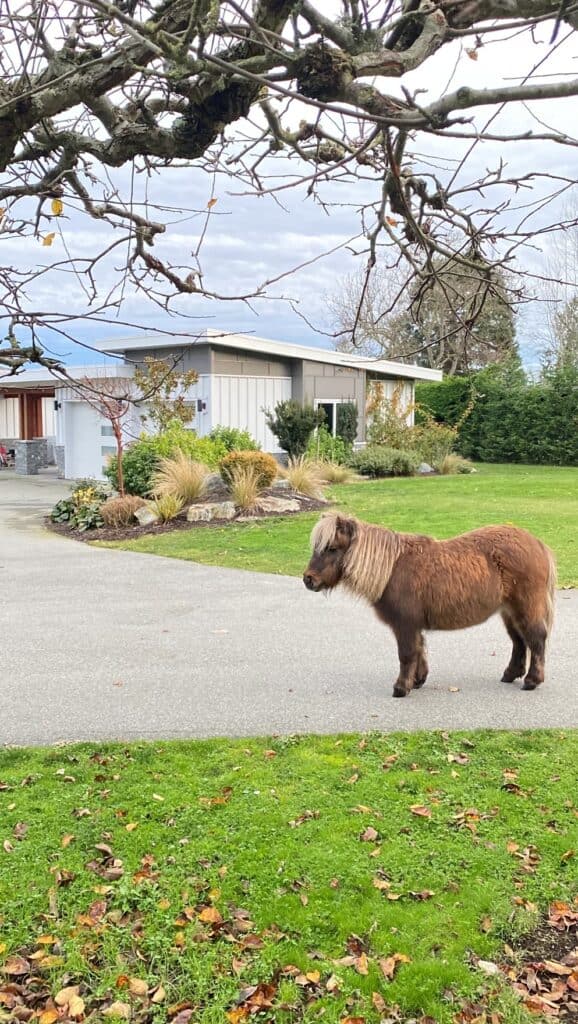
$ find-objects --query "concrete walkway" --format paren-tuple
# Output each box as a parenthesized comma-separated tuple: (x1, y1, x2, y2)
(1, 472, 576, 746)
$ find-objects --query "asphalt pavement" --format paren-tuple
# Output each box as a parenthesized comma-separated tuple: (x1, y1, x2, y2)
(1, 472, 576, 746)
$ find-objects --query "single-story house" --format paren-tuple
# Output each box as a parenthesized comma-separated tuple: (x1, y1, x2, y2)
(0, 329, 442, 480)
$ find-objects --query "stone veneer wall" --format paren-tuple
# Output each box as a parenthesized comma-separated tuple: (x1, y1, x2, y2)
(14, 438, 49, 475)
(55, 445, 66, 479)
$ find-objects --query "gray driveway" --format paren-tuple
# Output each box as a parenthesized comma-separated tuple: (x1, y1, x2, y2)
(1, 472, 576, 746)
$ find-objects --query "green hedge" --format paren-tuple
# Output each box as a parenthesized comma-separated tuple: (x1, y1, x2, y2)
(415, 365, 578, 466)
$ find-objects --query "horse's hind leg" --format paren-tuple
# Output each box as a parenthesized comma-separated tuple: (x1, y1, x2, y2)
(521, 621, 548, 690)
(500, 613, 527, 683)
(392, 626, 420, 698)
(414, 632, 429, 689)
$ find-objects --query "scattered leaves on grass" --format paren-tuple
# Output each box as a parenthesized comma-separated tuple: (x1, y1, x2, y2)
(289, 809, 319, 828)
(199, 786, 232, 808)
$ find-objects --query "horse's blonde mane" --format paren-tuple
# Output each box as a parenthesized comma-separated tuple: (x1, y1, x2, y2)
(311, 512, 401, 604)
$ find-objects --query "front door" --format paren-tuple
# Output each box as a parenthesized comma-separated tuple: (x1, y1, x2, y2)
(19, 394, 43, 439)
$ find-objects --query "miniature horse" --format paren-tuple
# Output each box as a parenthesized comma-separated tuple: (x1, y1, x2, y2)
(303, 513, 556, 698)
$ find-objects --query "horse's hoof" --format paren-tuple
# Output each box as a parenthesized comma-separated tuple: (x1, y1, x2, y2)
(522, 679, 539, 690)
(414, 676, 428, 689)
(501, 672, 517, 683)
(393, 686, 408, 698)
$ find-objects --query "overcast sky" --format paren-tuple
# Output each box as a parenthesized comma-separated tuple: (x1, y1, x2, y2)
(3, 6, 578, 371)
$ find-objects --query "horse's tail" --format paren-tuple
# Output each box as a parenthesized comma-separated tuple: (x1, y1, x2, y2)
(544, 545, 557, 637)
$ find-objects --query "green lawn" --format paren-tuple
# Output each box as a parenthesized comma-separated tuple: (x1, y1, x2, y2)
(103, 464, 578, 587)
(1, 731, 577, 1023)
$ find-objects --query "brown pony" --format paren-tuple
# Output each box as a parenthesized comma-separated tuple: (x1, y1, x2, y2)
(303, 513, 556, 698)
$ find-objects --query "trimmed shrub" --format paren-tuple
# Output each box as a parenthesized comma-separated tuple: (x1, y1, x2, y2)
(284, 456, 324, 499)
(152, 452, 209, 504)
(349, 446, 421, 478)
(101, 495, 147, 527)
(265, 400, 324, 457)
(209, 426, 260, 452)
(105, 422, 227, 496)
(306, 425, 350, 464)
(336, 402, 358, 446)
(220, 450, 278, 489)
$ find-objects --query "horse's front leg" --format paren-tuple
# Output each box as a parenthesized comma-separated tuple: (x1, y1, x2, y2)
(392, 626, 420, 698)
(414, 632, 429, 689)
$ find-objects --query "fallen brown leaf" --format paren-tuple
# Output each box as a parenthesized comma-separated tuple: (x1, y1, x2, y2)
(2, 955, 30, 975)
(128, 978, 148, 997)
(103, 1000, 131, 1018)
(361, 826, 379, 842)
(410, 805, 432, 818)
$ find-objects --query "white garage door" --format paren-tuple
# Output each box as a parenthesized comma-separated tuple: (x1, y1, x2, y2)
(65, 402, 106, 480)
(211, 376, 292, 452)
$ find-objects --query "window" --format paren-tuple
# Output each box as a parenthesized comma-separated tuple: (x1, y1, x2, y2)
(101, 424, 115, 437)
(101, 445, 116, 457)
(314, 400, 353, 437)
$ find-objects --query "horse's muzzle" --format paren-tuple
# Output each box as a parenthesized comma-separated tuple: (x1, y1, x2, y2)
(303, 573, 321, 592)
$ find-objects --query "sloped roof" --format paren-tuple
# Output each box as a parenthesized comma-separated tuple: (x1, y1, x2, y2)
(98, 328, 443, 382)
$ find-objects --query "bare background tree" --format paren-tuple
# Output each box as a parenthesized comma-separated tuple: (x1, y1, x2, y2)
(2, 0, 578, 374)
(536, 192, 578, 370)
(328, 255, 519, 374)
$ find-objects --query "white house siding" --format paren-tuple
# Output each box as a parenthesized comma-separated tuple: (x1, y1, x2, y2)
(210, 375, 292, 452)
(0, 397, 19, 439)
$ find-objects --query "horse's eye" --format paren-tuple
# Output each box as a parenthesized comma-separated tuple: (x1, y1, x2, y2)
(327, 545, 337, 553)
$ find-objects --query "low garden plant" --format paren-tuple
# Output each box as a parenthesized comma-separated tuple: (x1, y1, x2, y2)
(306, 425, 351, 465)
(349, 446, 421, 478)
(50, 480, 110, 531)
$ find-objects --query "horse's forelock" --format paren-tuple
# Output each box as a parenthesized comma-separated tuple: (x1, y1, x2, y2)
(311, 513, 339, 553)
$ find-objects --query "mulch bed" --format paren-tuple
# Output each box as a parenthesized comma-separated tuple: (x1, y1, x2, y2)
(504, 899, 578, 1020)
(45, 488, 328, 544)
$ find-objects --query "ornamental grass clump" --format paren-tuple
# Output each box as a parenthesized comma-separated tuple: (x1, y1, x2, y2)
(152, 451, 209, 504)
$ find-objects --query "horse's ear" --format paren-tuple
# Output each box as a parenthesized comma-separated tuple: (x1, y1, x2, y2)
(336, 515, 356, 543)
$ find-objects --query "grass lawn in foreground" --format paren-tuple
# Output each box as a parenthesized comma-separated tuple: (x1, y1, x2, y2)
(102, 464, 578, 587)
(1, 731, 577, 1023)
